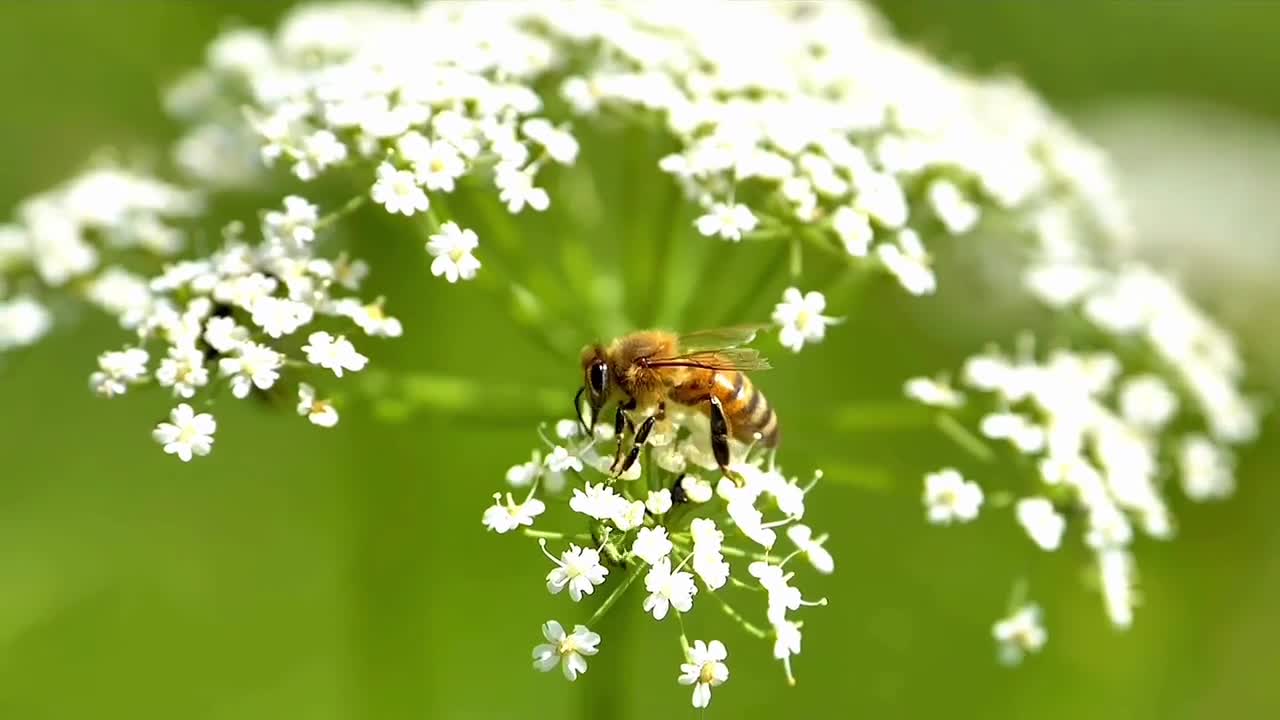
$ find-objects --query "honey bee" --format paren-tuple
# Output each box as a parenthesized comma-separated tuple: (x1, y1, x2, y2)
(577, 326, 776, 478)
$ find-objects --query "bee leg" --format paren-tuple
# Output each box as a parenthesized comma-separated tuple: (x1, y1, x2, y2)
(615, 414, 656, 477)
(609, 400, 637, 473)
(709, 396, 732, 477)
(670, 474, 689, 505)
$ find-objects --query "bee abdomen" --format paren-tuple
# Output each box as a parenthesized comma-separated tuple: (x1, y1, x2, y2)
(716, 371, 779, 448)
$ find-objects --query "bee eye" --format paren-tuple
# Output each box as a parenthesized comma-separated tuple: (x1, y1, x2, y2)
(589, 361, 608, 395)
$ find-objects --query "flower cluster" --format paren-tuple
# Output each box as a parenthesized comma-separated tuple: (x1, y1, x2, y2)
(0, 166, 201, 353)
(89, 194, 399, 460)
(164, 0, 1124, 307)
(484, 409, 830, 707)
(909, 258, 1259, 653)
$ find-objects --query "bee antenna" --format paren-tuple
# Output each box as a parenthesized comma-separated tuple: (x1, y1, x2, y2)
(574, 386, 590, 435)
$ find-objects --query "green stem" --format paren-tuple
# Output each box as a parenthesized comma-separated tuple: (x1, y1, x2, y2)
(935, 413, 996, 463)
(708, 590, 768, 639)
(715, 239, 789, 327)
(581, 564, 644, 720)
(316, 194, 367, 229)
(585, 563, 644, 628)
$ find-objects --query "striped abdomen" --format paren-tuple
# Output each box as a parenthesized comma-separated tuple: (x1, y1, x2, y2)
(712, 370, 779, 447)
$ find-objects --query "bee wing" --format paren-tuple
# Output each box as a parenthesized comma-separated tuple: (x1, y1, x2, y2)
(675, 325, 769, 353)
(647, 347, 773, 371)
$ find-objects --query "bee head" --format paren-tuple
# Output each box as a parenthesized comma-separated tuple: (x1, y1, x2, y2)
(578, 343, 610, 432)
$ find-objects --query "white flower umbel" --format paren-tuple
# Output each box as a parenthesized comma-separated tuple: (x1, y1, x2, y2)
(772, 288, 839, 353)
(75, 197, 398, 458)
(532, 621, 600, 682)
(152, 0, 1133, 308)
(152, 403, 216, 462)
(915, 307, 1259, 633)
(678, 639, 730, 709)
(993, 604, 1047, 666)
(486, 409, 830, 704)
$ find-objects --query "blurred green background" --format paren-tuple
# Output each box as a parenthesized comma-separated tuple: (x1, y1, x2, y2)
(2, 2, 1278, 719)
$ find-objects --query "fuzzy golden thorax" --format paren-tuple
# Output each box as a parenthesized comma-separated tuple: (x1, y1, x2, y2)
(580, 331, 682, 421)
(607, 331, 680, 409)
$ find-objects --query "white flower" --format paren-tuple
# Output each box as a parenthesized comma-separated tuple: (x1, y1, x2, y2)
(505, 451, 542, 488)
(152, 403, 216, 462)
(332, 298, 403, 338)
(522, 118, 579, 165)
(1179, 435, 1235, 501)
(786, 524, 834, 575)
(90, 347, 149, 397)
(218, 342, 283, 399)
(632, 526, 674, 565)
(1119, 374, 1179, 431)
(155, 344, 209, 399)
(772, 287, 839, 352)
(542, 541, 608, 602)
(1016, 497, 1066, 551)
(554, 419, 580, 440)
(695, 202, 757, 242)
(923, 469, 983, 525)
(569, 482, 627, 521)
(773, 620, 803, 684)
(213, 272, 276, 310)
(426, 222, 481, 283)
(86, 267, 152, 324)
(611, 499, 646, 532)
(725, 495, 776, 549)
(482, 492, 546, 534)
(642, 557, 697, 620)
(398, 133, 465, 192)
(904, 377, 964, 408)
(371, 162, 429, 216)
(495, 165, 549, 213)
(645, 489, 673, 515)
(854, 171, 908, 228)
(1098, 548, 1135, 629)
(203, 316, 248, 353)
(993, 604, 1047, 666)
(680, 475, 714, 503)
(678, 639, 729, 709)
(927, 179, 980, 234)
(293, 129, 348, 180)
(504, 450, 540, 484)
(980, 412, 1046, 454)
(545, 445, 584, 473)
(832, 205, 873, 256)
(876, 229, 935, 295)
(749, 561, 806, 623)
(296, 382, 339, 427)
(262, 195, 318, 246)
(302, 331, 368, 377)
(690, 518, 730, 590)
(532, 620, 600, 682)
(249, 296, 314, 338)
